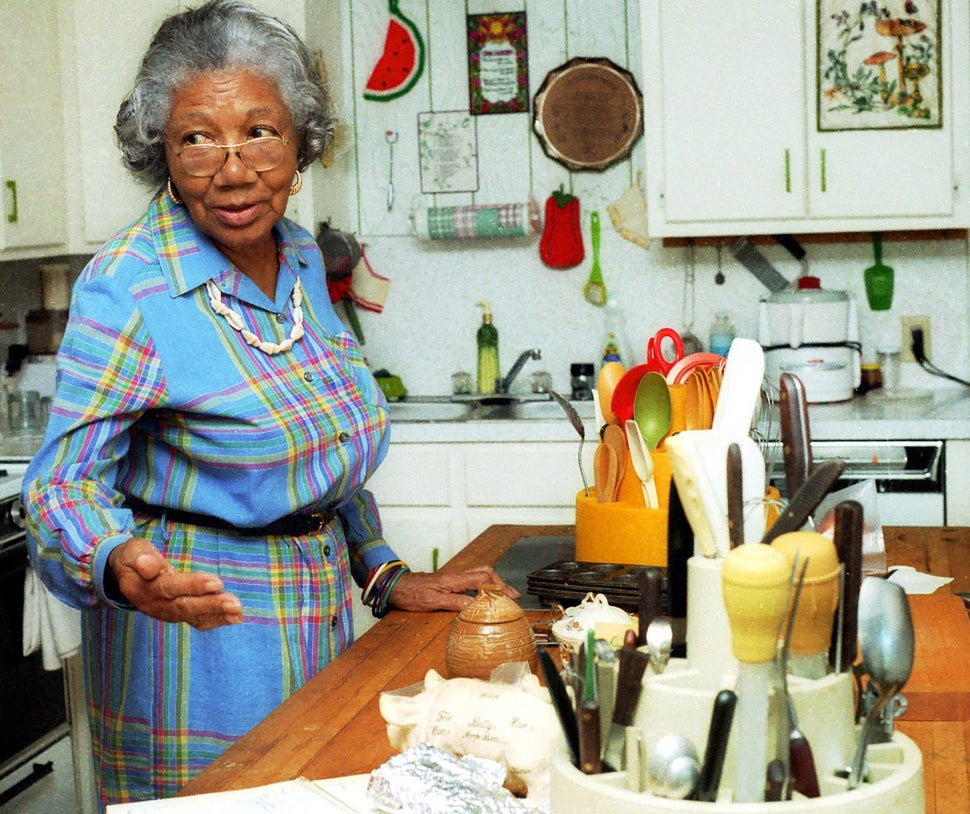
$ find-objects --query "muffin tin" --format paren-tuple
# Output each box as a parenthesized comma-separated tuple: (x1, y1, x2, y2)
(525, 560, 669, 612)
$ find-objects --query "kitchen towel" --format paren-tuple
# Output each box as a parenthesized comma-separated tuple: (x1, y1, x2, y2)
(23, 565, 81, 671)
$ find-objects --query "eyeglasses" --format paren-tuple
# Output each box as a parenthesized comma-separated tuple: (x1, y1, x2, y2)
(167, 134, 290, 177)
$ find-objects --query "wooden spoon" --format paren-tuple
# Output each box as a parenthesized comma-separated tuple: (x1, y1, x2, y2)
(602, 423, 627, 500)
(594, 442, 619, 503)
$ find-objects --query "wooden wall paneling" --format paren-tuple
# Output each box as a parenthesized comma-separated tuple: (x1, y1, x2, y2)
(353, 0, 430, 236)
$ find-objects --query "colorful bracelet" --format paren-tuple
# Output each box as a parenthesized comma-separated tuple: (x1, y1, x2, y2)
(372, 564, 410, 618)
(361, 559, 405, 606)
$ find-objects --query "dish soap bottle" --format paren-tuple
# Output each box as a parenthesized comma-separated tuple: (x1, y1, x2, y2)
(709, 312, 736, 357)
(476, 301, 500, 394)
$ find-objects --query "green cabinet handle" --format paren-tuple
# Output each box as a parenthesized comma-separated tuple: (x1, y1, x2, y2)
(784, 149, 791, 192)
(820, 149, 827, 193)
(5, 180, 16, 224)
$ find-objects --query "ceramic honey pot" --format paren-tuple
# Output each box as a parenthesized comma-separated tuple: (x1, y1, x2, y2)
(445, 583, 537, 680)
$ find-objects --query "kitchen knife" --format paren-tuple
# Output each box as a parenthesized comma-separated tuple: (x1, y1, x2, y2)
(578, 631, 603, 774)
(694, 689, 737, 802)
(729, 237, 790, 292)
(779, 373, 813, 497)
(760, 458, 846, 546)
(637, 567, 663, 647)
(727, 442, 744, 549)
(536, 647, 580, 767)
(602, 646, 650, 772)
(831, 500, 864, 673)
(666, 480, 692, 658)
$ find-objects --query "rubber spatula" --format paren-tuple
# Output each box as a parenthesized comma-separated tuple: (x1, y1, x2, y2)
(864, 233, 894, 311)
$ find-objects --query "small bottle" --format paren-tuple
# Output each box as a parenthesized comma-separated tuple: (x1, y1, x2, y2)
(601, 297, 632, 367)
(709, 312, 735, 357)
(571, 363, 594, 400)
(476, 301, 500, 394)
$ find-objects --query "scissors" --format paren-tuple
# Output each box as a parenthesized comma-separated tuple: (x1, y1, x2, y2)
(645, 327, 685, 376)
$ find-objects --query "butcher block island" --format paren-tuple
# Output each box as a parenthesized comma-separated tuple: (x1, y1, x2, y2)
(175, 525, 970, 812)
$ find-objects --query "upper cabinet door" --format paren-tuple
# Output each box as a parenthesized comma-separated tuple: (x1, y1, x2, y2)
(0, 0, 67, 254)
(643, 0, 969, 237)
(644, 1, 807, 227)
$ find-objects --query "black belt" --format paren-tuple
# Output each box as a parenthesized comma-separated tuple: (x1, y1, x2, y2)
(124, 498, 335, 537)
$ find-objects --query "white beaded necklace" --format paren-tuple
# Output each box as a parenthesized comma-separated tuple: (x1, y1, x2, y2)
(205, 277, 305, 355)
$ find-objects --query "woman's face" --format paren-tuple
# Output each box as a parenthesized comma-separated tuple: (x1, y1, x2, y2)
(164, 69, 299, 265)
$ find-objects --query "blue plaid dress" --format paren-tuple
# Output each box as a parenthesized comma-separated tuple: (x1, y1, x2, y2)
(23, 191, 394, 805)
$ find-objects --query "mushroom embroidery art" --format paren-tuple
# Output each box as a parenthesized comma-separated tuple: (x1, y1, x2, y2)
(819, 1, 939, 129)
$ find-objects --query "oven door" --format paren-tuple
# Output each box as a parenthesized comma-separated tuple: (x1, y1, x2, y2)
(0, 530, 68, 778)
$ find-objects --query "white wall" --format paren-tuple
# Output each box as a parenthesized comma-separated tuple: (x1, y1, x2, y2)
(306, 0, 970, 397)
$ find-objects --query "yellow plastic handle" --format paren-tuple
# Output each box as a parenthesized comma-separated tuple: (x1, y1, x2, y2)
(772, 531, 841, 654)
(721, 544, 790, 663)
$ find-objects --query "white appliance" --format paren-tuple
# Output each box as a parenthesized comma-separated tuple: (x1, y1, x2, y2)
(758, 282, 861, 403)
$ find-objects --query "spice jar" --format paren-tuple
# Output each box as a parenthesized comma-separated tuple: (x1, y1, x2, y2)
(858, 363, 882, 395)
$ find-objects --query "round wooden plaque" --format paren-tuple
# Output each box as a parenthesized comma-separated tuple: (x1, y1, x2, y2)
(532, 57, 644, 172)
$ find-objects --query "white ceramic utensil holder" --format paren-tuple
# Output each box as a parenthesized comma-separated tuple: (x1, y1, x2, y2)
(549, 553, 924, 811)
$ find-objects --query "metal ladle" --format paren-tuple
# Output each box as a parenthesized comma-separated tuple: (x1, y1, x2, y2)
(846, 577, 915, 789)
(550, 390, 589, 497)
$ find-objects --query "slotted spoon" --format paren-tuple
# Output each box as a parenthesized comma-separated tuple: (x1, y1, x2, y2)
(583, 211, 607, 306)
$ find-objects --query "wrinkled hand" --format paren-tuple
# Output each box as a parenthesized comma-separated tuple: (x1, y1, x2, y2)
(107, 537, 243, 631)
(388, 565, 520, 613)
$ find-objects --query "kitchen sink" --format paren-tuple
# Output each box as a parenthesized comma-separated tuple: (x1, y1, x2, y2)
(386, 395, 595, 423)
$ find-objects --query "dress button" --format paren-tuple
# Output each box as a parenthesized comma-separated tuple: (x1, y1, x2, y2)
(323, 545, 332, 557)
(276, 313, 286, 323)
(338, 431, 351, 443)
(303, 371, 314, 382)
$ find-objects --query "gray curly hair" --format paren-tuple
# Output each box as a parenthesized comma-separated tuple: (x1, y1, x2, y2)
(115, 0, 334, 189)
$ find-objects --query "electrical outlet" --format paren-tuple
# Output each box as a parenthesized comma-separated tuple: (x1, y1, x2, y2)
(901, 315, 931, 362)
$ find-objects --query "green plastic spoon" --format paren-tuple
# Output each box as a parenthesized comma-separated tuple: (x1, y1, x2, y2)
(864, 233, 894, 311)
(634, 372, 672, 450)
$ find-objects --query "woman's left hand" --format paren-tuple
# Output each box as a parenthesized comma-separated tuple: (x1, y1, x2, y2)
(389, 566, 520, 613)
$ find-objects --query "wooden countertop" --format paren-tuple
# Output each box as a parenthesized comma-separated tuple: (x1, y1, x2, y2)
(177, 524, 970, 812)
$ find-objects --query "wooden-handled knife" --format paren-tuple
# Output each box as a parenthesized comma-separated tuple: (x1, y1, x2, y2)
(779, 373, 813, 497)
(727, 442, 744, 549)
(831, 500, 864, 673)
(760, 458, 845, 546)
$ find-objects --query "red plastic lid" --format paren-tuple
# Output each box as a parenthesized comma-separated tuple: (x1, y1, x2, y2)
(797, 276, 821, 289)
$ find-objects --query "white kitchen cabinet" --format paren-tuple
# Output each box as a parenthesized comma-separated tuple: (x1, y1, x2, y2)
(366, 440, 590, 570)
(0, 1, 67, 256)
(643, 0, 970, 237)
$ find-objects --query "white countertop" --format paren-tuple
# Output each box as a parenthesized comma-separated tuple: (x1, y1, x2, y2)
(387, 388, 970, 443)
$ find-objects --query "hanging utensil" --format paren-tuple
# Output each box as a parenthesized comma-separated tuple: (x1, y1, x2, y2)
(583, 211, 608, 306)
(864, 232, 894, 311)
(550, 390, 590, 497)
(680, 240, 704, 353)
(385, 130, 398, 211)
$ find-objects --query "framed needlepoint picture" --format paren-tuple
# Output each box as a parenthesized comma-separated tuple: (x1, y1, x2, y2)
(818, 0, 941, 131)
(467, 12, 529, 115)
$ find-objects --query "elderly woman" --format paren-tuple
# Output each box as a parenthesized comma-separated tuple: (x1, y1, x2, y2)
(23, 0, 515, 805)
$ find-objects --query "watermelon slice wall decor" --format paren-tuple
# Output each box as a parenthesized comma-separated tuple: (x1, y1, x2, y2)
(363, 0, 426, 102)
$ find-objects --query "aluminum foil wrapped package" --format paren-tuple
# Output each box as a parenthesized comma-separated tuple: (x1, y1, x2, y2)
(367, 743, 545, 813)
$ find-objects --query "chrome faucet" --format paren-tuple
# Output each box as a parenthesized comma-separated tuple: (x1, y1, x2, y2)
(497, 349, 542, 393)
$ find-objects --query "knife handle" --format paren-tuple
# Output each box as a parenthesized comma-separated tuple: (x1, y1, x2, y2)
(537, 647, 580, 766)
(637, 566, 663, 647)
(764, 758, 786, 802)
(694, 689, 737, 802)
(831, 500, 864, 672)
(779, 372, 812, 497)
(666, 480, 691, 650)
(578, 699, 603, 774)
(789, 731, 821, 798)
(727, 443, 744, 549)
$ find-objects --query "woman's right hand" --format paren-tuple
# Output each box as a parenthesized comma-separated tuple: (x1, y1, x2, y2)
(107, 537, 243, 630)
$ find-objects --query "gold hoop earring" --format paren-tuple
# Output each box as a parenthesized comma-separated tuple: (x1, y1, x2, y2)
(167, 178, 183, 205)
(289, 170, 303, 196)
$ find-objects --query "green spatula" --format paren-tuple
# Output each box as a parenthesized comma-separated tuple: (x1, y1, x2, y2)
(864, 233, 894, 311)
